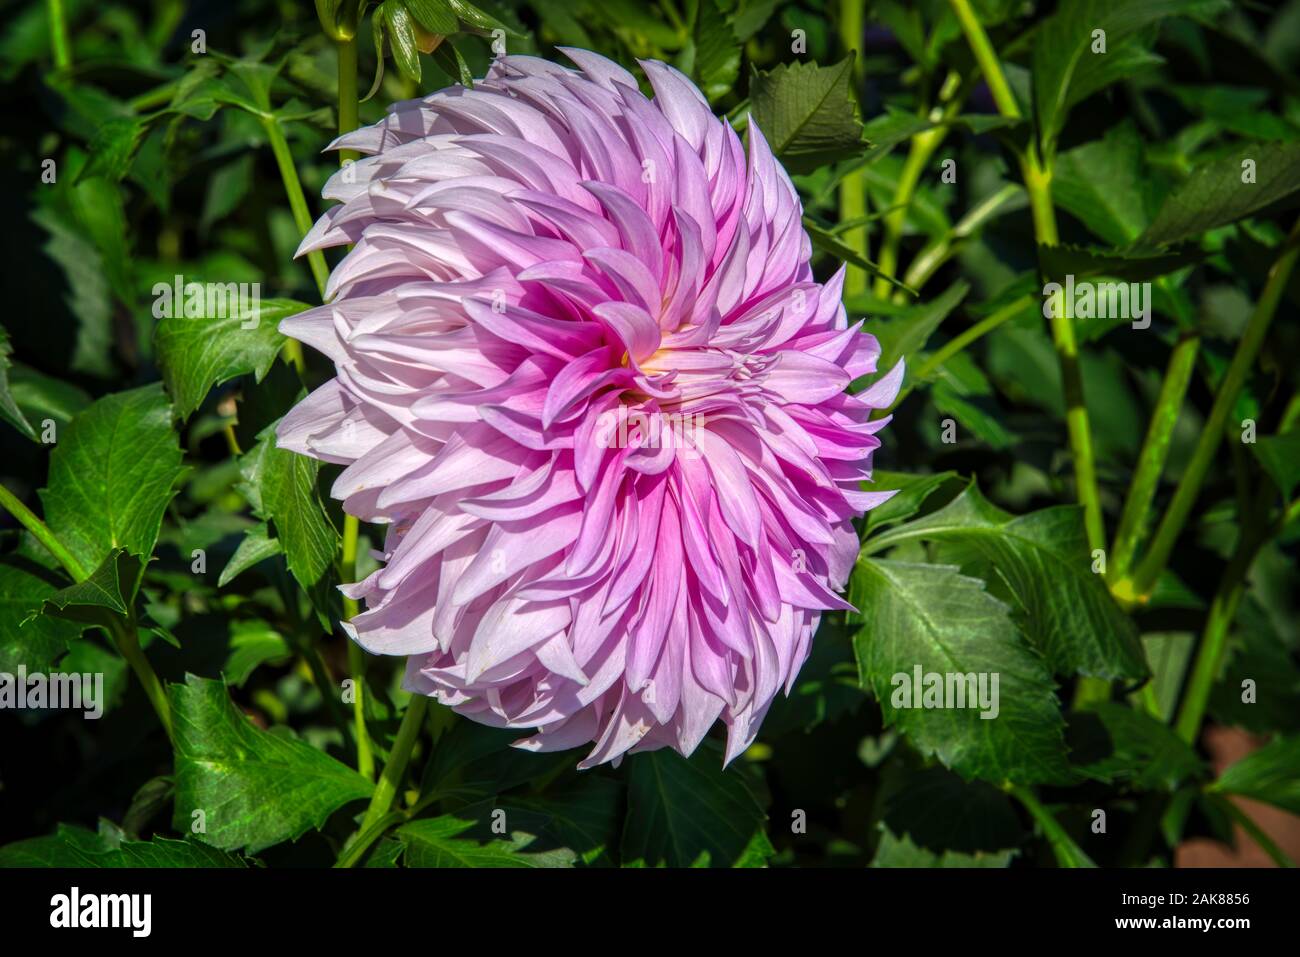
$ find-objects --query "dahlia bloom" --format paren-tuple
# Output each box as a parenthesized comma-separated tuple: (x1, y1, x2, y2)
(276, 49, 902, 767)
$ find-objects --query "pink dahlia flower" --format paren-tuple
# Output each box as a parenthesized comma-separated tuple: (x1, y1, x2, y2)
(277, 49, 902, 767)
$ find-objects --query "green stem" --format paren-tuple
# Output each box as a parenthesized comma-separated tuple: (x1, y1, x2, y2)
(334, 809, 406, 868)
(337, 37, 360, 166)
(1128, 215, 1300, 599)
(838, 0, 869, 297)
(1109, 335, 1201, 588)
(902, 183, 1022, 292)
(1008, 784, 1096, 867)
(1172, 485, 1274, 745)
(947, 0, 1021, 118)
(341, 515, 373, 780)
(47, 0, 71, 70)
(875, 73, 963, 298)
(874, 126, 946, 297)
(128, 80, 179, 113)
(948, 0, 1103, 555)
(0, 483, 88, 581)
(354, 695, 428, 845)
(888, 293, 1032, 410)
(261, 116, 330, 300)
(109, 616, 174, 742)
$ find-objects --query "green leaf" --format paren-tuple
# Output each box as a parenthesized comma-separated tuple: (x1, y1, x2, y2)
(1032, 0, 1229, 155)
(881, 767, 1025, 855)
(1141, 141, 1300, 246)
(78, 117, 149, 183)
(403, 0, 458, 35)
(621, 747, 774, 867)
(224, 619, 292, 686)
(155, 298, 308, 420)
(804, 218, 917, 296)
(239, 433, 338, 591)
(430, 39, 474, 87)
(420, 721, 574, 803)
(0, 556, 82, 672)
(750, 56, 865, 174)
(31, 206, 114, 379)
(871, 826, 1016, 867)
(1210, 736, 1300, 815)
(28, 549, 142, 626)
(862, 470, 960, 534)
(397, 813, 576, 867)
(1068, 702, 1204, 790)
(1053, 120, 1155, 245)
(870, 280, 969, 377)
(1038, 243, 1198, 285)
(4, 363, 91, 430)
(850, 558, 1071, 785)
(39, 384, 186, 577)
(1209, 599, 1300, 734)
(444, 0, 524, 36)
(218, 523, 284, 587)
(385, 1, 423, 84)
(931, 379, 1017, 449)
(171, 675, 372, 853)
(0, 326, 35, 440)
(690, 0, 741, 103)
(500, 780, 622, 866)
(864, 483, 1148, 680)
(0, 824, 245, 867)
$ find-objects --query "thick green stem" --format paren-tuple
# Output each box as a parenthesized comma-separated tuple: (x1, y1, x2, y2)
(337, 37, 360, 166)
(47, 0, 71, 70)
(948, 0, 1104, 556)
(947, 0, 1021, 119)
(1109, 335, 1201, 587)
(837, 0, 869, 296)
(1009, 784, 1096, 867)
(352, 695, 429, 852)
(1172, 486, 1273, 745)
(0, 483, 88, 581)
(1128, 215, 1300, 599)
(261, 116, 330, 300)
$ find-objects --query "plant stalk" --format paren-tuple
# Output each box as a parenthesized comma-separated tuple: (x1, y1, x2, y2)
(0, 482, 88, 581)
(1127, 215, 1300, 600)
(260, 116, 331, 301)
(1009, 784, 1096, 867)
(837, 0, 869, 296)
(1109, 335, 1200, 587)
(351, 694, 429, 853)
(47, 0, 71, 70)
